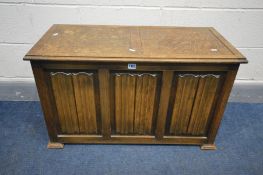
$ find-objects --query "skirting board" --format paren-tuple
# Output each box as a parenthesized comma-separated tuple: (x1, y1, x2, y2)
(0, 79, 262, 103)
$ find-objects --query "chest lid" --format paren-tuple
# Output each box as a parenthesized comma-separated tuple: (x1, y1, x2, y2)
(24, 24, 247, 63)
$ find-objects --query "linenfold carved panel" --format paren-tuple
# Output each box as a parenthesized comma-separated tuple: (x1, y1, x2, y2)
(167, 73, 222, 136)
(112, 72, 160, 135)
(50, 71, 99, 134)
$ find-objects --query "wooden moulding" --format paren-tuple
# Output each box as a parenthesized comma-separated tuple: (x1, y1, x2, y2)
(56, 135, 207, 145)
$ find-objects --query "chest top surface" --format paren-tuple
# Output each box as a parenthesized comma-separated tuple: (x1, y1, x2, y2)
(24, 24, 247, 63)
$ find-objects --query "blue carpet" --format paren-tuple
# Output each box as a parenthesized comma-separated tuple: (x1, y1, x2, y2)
(0, 101, 262, 175)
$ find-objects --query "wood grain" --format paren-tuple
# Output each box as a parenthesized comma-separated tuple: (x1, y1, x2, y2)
(207, 67, 239, 144)
(24, 25, 247, 63)
(155, 71, 174, 139)
(114, 74, 136, 134)
(187, 75, 220, 135)
(57, 135, 206, 145)
(49, 71, 101, 135)
(26, 25, 246, 149)
(50, 72, 79, 134)
(98, 69, 111, 139)
(113, 73, 159, 135)
(167, 73, 221, 136)
(72, 72, 98, 134)
(169, 75, 199, 135)
(31, 62, 58, 142)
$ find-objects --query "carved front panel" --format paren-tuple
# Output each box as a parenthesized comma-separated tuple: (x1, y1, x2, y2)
(166, 73, 222, 136)
(111, 72, 160, 135)
(50, 72, 100, 134)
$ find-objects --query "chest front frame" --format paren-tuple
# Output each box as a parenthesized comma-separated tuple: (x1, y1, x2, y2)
(31, 61, 238, 150)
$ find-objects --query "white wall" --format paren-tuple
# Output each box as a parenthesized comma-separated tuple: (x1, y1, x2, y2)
(0, 0, 263, 81)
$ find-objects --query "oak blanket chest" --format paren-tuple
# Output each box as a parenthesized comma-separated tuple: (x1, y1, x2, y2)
(24, 25, 247, 150)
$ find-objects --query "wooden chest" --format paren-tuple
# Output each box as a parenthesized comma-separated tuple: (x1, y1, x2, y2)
(24, 25, 247, 150)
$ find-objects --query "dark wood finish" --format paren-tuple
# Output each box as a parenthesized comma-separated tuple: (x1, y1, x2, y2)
(50, 72, 99, 134)
(207, 68, 239, 144)
(112, 72, 160, 135)
(31, 62, 58, 142)
(98, 69, 111, 139)
(57, 135, 206, 145)
(24, 25, 247, 150)
(155, 71, 173, 139)
(72, 73, 98, 134)
(165, 73, 223, 137)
